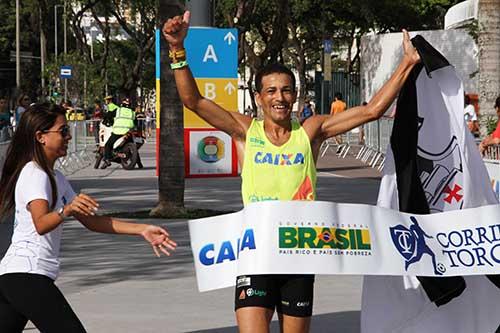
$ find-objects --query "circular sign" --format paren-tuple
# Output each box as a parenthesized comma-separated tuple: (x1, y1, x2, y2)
(197, 136, 225, 163)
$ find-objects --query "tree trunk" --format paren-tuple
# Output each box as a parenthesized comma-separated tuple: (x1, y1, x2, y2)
(478, 0, 500, 137)
(151, 1, 185, 217)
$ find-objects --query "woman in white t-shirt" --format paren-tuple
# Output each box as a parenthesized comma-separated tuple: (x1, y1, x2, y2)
(0, 103, 177, 332)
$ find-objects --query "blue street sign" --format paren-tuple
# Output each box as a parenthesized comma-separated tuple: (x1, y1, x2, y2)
(324, 39, 333, 54)
(185, 28, 238, 78)
(60, 66, 73, 79)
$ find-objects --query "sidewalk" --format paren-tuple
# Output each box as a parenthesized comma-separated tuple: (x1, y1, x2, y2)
(11, 137, 381, 332)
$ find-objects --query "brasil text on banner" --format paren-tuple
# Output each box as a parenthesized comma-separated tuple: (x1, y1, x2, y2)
(188, 201, 500, 292)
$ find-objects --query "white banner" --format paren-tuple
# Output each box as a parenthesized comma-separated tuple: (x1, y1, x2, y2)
(188, 201, 500, 292)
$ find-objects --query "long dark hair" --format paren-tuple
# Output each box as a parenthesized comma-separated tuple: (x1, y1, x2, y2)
(0, 103, 66, 218)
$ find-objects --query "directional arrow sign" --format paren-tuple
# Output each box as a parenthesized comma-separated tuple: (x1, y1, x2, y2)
(184, 78, 238, 128)
(185, 28, 238, 78)
(224, 82, 236, 95)
(224, 32, 236, 46)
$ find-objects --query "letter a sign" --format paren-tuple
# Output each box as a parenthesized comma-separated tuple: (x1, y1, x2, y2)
(184, 28, 238, 78)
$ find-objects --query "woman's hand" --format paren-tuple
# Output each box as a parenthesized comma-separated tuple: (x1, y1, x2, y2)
(64, 193, 99, 217)
(141, 225, 177, 257)
(402, 29, 420, 66)
(162, 11, 190, 50)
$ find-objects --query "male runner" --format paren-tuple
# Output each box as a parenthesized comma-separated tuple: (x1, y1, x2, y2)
(163, 11, 420, 333)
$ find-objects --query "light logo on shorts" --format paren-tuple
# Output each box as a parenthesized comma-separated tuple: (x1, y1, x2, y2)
(199, 229, 256, 266)
(197, 136, 225, 163)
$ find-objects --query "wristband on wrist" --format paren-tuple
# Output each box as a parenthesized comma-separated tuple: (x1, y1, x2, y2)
(169, 49, 186, 62)
(170, 60, 188, 70)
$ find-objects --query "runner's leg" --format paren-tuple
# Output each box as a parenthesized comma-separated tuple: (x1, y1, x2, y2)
(276, 275, 314, 333)
(235, 274, 278, 333)
(278, 313, 311, 333)
(236, 307, 274, 333)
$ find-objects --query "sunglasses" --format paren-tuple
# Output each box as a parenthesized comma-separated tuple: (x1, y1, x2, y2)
(43, 125, 70, 137)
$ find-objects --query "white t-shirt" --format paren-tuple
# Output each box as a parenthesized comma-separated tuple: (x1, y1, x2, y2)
(464, 104, 477, 121)
(0, 162, 76, 280)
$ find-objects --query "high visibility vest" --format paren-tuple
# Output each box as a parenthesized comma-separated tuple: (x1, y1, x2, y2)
(112, 106, 135, 135)
(107, 102, 118, 112)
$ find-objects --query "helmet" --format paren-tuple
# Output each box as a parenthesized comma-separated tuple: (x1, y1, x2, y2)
(104, 95, 113, 101)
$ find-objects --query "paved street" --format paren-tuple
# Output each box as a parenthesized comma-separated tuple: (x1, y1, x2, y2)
(1, 137, 382, 332)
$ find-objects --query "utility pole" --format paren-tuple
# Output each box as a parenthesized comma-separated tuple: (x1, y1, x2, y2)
(186, 0, 212, 26)
(40, 7, 46, 91)
(63, 0, 68, 102)
(16, 0, 21, 90)
(54, 5, 59, 62)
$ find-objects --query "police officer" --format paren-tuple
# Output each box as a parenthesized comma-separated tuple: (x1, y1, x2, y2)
(101, 98, 135, 169)
(103, 95, 119, 127)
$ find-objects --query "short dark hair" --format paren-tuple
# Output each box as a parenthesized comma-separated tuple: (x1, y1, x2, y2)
(495, 96, 500, 109)
(255, 63, 296, 93)
(334, 92, 343, 100)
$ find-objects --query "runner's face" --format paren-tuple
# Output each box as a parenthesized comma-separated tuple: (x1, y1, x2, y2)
(255, 73, 296, 122)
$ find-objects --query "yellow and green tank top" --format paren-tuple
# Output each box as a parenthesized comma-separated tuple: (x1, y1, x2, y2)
(241, 119, 316, 206)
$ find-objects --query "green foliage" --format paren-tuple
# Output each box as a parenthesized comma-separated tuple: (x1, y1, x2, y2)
(485, 115, 498, 135)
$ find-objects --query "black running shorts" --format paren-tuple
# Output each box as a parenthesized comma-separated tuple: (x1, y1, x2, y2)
(234, 274, 314, 317)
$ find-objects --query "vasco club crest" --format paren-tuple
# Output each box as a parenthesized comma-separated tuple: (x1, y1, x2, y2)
(417, 134, 464, 213)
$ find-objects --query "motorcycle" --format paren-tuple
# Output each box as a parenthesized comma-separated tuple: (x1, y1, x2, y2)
(94, 122, 145, 170)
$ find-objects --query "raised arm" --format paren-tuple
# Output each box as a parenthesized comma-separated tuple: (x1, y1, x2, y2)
(162, 11, 251, 140)
(304, 30, 420, 141)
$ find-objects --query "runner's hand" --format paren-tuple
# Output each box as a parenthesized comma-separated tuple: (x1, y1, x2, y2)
(162, 11, 190, 49)
(65, 193, 99, 217)
(402, 29, 420, 65)
(141, 225, 178, 257)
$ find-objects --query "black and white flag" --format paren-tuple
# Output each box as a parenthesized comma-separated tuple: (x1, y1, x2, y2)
(361, 35, 500, 333)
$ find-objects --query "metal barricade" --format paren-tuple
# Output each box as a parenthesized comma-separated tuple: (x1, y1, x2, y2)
(55, 120, 95, 175)
(484, 145, 500, 160)
(356, 116, 394, 170)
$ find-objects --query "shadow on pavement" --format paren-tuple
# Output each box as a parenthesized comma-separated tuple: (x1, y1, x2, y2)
(56, 219, 195, 292)
(188, 310, 360, 333)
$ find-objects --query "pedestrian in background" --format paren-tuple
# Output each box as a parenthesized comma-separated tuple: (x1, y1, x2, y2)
(464, 94, 478, 136)
(479, 95, 500, 155)
(0, 97, 11, 141)
(330, 92, 346, 115)
(0, 103, 176, 332)
(92, 101, 103, 144)
(15, 94, 30, 128)
(299, 99, 315, 123)
(330, 92, 347, 146)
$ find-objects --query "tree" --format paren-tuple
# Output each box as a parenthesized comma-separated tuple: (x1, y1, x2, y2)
(478, 0, 500, 136)
(150, 0, 186, 217)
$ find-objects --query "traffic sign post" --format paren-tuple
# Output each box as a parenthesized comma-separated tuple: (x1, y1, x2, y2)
(60, 65, 72, 102)
(184, 27, 239, 177)
(60, 65, 72, 78)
